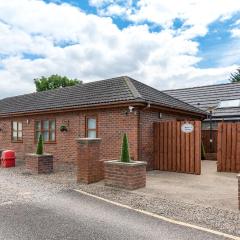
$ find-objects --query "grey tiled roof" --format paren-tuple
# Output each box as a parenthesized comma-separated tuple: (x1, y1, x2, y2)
(164, 82, 240, 118)
(0, 76, 205, 116)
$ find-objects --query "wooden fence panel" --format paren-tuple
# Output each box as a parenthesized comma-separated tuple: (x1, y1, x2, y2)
(202, 129, 218, 153)
(217, 123, 240, 173)
(154, 121, 201, 175)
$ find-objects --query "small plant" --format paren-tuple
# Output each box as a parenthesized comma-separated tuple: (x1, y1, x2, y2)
(201, 141, 206, 160)
(60, 125, 68, 132)
(120, 133, 131, 163)
(36, 134, 44, 155)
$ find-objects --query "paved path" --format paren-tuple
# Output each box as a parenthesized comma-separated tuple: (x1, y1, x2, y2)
(0, 193, 230, 240)
(0, 167, 233, 240)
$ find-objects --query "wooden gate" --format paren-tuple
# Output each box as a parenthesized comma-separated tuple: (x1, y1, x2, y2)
(153, 121, 201, 175)
(217, 123, 240, 172)
(202, 130, 218, 160)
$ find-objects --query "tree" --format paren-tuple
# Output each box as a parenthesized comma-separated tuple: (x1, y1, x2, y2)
(229, 68, 240, 83)
(36, 134, 44, 155)
(120, 133, 131, 163)
(34, 74, 82, 92)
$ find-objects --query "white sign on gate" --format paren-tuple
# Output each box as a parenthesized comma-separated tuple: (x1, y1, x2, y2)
(181, 123, 194, 133)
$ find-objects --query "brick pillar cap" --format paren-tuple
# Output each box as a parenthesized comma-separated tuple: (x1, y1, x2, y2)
(104, 160, 147, 166)
(76, 138, 101, 144)
(26, 153, 53, 157)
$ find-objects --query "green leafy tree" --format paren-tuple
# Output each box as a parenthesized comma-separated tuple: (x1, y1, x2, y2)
(36, 134, 44, 155)
(34, 74, 82, 92)
(120, 133, 131, 163)
(229, 68, 240, 83)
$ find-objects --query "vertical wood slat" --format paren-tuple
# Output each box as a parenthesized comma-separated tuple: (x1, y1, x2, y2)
(236, 124, 240, 172)
(221, 123, 227, 172)
(153, 123, 156, 169)
(217, 122, 240, 173)
(176, 121, 181, 172)
(153, 122, 159, 170)
(163, 122, 168, 171)
(217, 123, 222, 172)
(159, 122, 164, 170)
(226, 124, 232, 171)
(185, 122, 190, 173)
(231, 124, 236, 171)
(153, 120, 201, 175)
(172, 121, 177, 172)
(168, 121, 172, 171)
(180, 121, 185, 172)
(189, 121, 195, 173)
(194, 121, 201, 175)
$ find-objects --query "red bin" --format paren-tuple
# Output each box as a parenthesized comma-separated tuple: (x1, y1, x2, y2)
(1, 150, 16, 168)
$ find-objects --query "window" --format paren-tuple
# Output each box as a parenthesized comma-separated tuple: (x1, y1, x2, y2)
(86, 117, 97, 138)
(35, 120, 56, 143)
(218, 99, 240, 108)
(12, 121, 23, 142)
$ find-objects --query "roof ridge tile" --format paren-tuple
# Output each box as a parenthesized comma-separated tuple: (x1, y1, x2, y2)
(123, 76, 142, 99)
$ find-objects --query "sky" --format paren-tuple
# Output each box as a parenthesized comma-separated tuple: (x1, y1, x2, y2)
(0, 0, 240, 98)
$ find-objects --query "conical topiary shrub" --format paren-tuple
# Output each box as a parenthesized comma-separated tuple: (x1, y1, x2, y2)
(120, 133, 130, 163)
(36, 134, 44, 155)
(201, 141, 206, 160)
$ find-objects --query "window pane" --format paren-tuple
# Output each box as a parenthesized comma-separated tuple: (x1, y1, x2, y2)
(18, 131, 22, 139)
(18, 122, 22, 131)
(50, 131, 55, 141)
(43, 131, 49, 141)
(13, 131, 17, 139)
(43, 120, 49, 130)
(13, 122, 18, 131)
(36, 131, 41, 141)
(36, 121, 41, 131)
(88, 118, 96, 129)
(50, 120, 55, 130)
(88, 130, 96, 138)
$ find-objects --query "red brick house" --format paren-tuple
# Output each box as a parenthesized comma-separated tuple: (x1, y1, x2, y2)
(0, 76, 206, 170)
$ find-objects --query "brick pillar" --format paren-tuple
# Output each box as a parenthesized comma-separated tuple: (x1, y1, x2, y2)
(76, 138, 103, 184)
(237, 174, 240, 210)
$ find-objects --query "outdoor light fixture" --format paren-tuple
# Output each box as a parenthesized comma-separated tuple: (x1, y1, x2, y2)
(128, 106, 135, 112)
(125, 106, 137, 115)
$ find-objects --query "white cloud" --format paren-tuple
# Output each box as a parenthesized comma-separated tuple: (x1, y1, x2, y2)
(0, 0, 239, 99)
(231, 20, 240, 37)
(231, 28, 240, 37)
(94, 0, 240, 38)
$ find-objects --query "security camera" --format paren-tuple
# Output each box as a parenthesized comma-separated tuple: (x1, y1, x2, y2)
(129, 106, 134, 112)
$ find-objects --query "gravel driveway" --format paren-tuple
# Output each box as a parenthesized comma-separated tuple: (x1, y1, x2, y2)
(0, 164, 239, 237)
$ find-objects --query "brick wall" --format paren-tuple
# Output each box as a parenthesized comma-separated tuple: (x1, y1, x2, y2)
(0, 112, 80, 168)
(0, 106, 193, 170)
(76, 138, 103, 184)
(0, 108, 138, 168)
(25, 154, 53, 174)
(104, 160, 147, 190)
(139, 110, 187, 170)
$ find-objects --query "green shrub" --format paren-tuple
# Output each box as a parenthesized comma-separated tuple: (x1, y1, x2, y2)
(36, 134, 44, 155)
(120, 133, 131, 163)
(201, 141, 206, 160)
